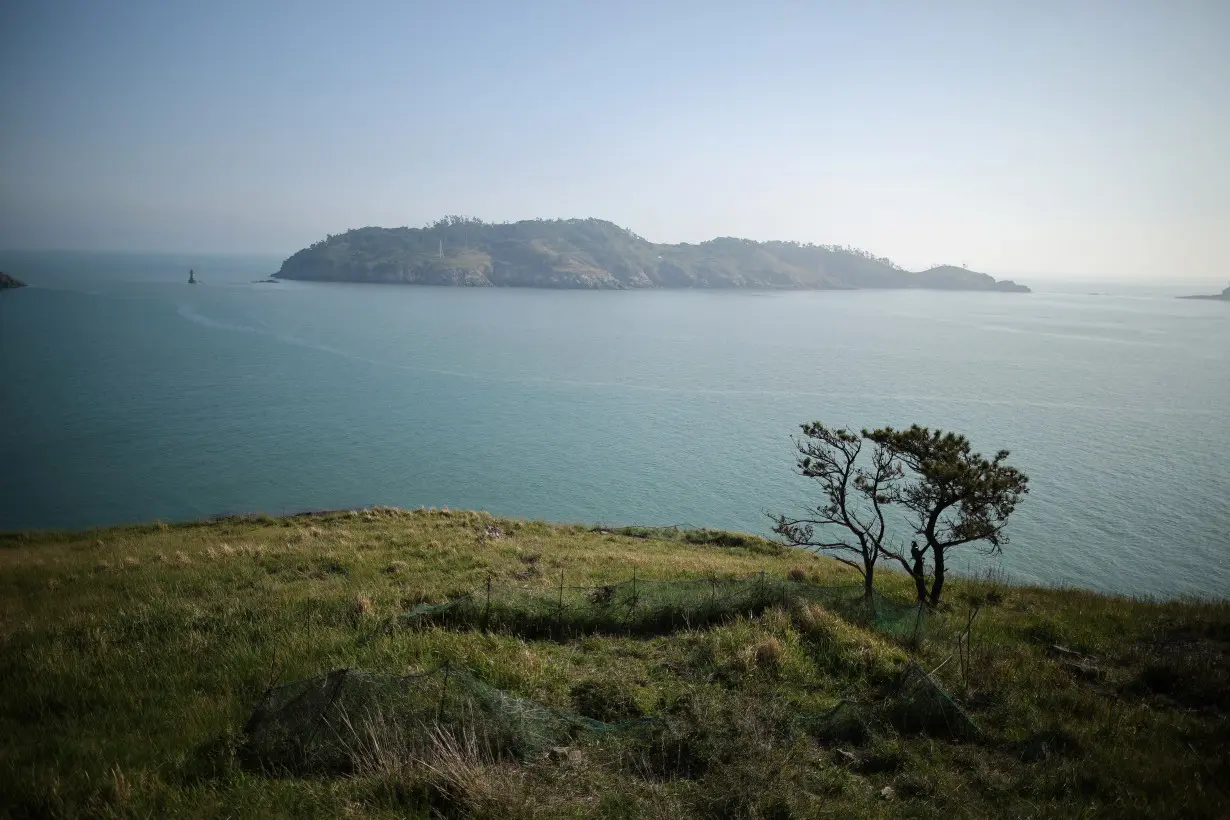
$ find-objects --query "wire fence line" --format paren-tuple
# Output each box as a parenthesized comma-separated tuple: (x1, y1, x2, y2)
(393, 572, 928, 641)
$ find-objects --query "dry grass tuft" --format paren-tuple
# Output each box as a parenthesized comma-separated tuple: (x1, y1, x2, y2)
(352, 595, 375, 621)
(754, 636, 784, 667)
(791, 602, 822, 633)
(348, 712, 526, 818)
(106, 764, 132, 808)
(736, 636, 785, 672)
(787, 567, 808, 582)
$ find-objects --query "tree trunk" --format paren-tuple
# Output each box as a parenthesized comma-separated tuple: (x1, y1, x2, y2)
(909, 543, 928, 603)
(929, 547, 946, 606)
(863, 562, 875, 599)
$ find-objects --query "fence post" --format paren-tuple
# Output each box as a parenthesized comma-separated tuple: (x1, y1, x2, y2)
(437, 664, 452, 722)
(909, 602, 925, 651)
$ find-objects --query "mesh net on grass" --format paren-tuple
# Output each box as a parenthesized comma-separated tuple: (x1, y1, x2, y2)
(798, 661, 980, 744)
(885, 660, 980, 739)
(241, 665, 635, 775)
(401, 575, 927, 641)
(242, 664, 975, 779)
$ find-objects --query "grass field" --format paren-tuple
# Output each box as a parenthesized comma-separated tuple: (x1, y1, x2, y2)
(1, 507, 1226, 818)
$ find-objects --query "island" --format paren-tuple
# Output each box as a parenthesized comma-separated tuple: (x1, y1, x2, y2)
(0, 272, 27, 290)
(274, 217, 1031, 292)
(1179, 284, 1230, 301)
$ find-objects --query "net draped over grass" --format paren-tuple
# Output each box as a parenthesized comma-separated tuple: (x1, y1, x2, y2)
(241, 665, 642, 776)
(245, 576, 975, 778)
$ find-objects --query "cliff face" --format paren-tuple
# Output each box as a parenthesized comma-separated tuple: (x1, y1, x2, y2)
(0, 272, 27, 290)
(276, 218, 1031, 293)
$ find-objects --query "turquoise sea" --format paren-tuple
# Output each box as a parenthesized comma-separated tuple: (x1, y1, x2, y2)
(1, 251, 1227, 598)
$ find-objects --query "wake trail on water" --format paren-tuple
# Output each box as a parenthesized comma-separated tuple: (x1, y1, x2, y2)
(173, 302, 1217, 418)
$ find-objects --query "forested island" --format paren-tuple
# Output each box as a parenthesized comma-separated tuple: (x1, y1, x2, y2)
(0, 272, 27, 289)
(275, 217, 1031, 292)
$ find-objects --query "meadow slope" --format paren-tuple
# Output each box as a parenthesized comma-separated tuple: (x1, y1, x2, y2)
(1, 508, 1226, 818)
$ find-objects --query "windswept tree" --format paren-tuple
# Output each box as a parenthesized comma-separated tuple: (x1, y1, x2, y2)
(771, 423, 902, 598)
(866, 425, 1029, 606)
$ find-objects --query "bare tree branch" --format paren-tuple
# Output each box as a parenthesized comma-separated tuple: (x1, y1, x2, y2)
(772, 422, 902, 598)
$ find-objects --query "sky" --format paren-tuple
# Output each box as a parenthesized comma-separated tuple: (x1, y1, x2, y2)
(1, 1, 1227, 282)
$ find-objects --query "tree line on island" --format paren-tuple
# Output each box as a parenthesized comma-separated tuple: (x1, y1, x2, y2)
(275, 216, 1030, 292)
(774, 423, 1029, 607)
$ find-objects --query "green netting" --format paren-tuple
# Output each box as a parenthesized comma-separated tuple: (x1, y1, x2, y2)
(796, 664, 978, 746)
(401, 575, 926, 641)
(241, 666, 632, 775)
(884, 661, 980, 739)
(797, 699, 873, 744)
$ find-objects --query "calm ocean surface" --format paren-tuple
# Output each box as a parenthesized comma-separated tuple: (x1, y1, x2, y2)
(1, 251, 1226, 598)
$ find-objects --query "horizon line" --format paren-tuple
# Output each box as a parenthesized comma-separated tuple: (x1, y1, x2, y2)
(1, 245, 1226, 287)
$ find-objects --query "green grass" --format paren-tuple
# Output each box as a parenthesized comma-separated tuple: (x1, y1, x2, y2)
(1, 507, 1226, 818)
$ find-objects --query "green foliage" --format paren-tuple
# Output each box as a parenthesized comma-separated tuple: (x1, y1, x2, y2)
(865, 424, 1030, 606)
(777, 422, 1029, 607)
(275, 219, 1029, 291)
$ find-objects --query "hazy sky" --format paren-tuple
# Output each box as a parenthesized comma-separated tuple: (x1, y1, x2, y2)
(2, 1, 1227, 281)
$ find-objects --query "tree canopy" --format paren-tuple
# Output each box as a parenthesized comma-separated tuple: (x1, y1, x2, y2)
(776, 423, 1029, 606)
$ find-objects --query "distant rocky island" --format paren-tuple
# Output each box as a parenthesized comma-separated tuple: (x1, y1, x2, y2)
(1179, 284, 1230, 301)
(275, 217, 1030, 292)
(0, 272, 27, 290)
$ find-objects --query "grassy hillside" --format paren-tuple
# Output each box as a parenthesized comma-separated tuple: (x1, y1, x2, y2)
(1, 508, 1225, 818)
(275, 218, 1030, 292)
